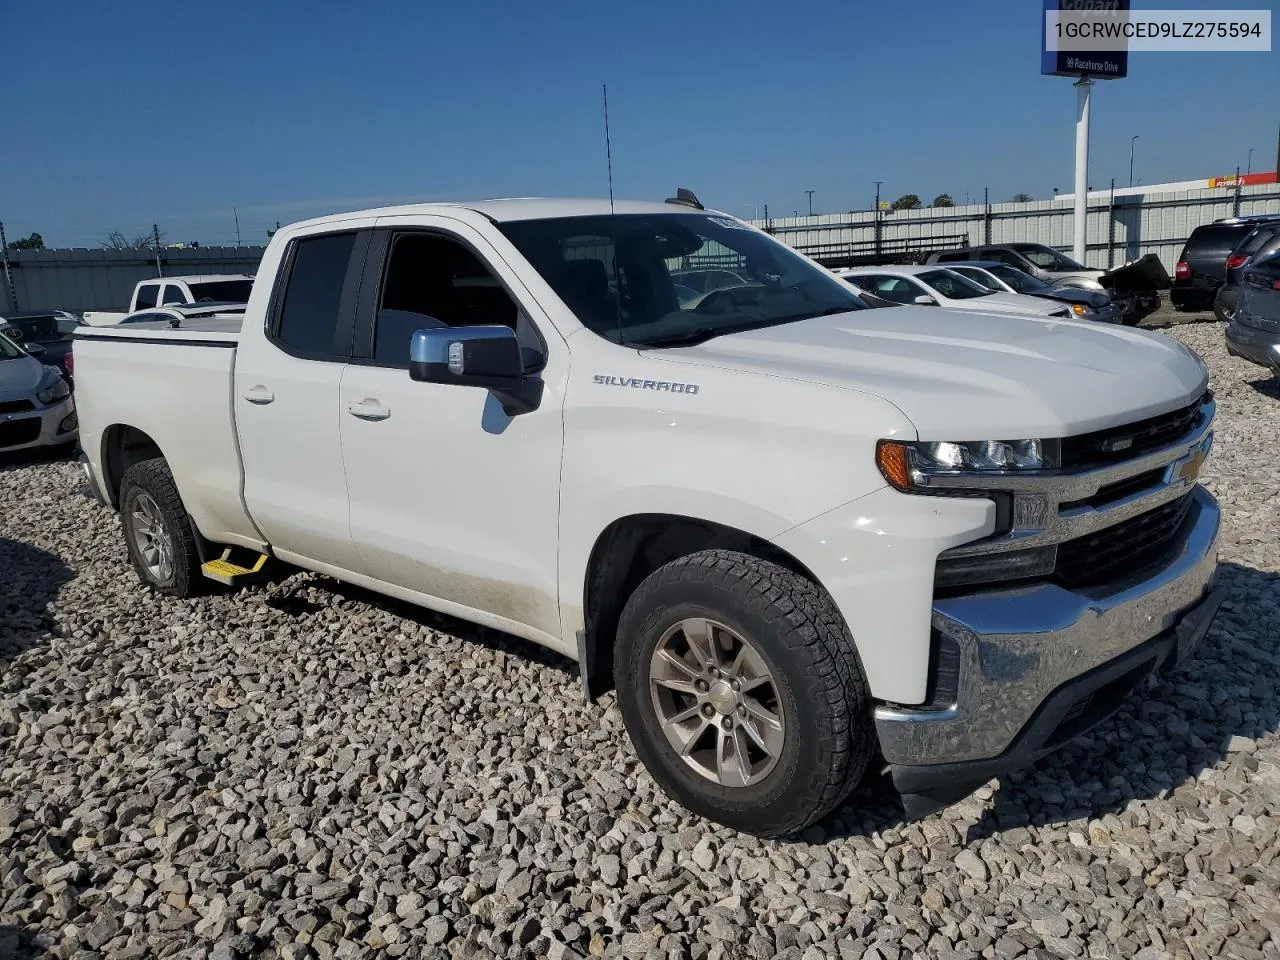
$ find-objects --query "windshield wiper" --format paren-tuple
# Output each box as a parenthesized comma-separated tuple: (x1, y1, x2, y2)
(637, 306, 856, 349)
(635, 326, 727, 349)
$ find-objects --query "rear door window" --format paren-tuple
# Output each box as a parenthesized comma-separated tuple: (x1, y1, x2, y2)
(273, 232, 360, 358)
(134, 284, 159, 309)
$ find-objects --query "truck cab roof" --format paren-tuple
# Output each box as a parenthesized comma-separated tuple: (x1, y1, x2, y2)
(289, 198, 713, 231)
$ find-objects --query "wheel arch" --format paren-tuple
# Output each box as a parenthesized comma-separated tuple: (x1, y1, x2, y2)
(100, 424, 165, 508)
(577, 512, 832, 700)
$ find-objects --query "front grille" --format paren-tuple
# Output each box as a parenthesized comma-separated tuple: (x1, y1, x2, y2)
(0, 398, 35, 415)
(1055, 492, 1195, 588)
(1061, 391, 1210, 467)
(0, 417, 42, 449)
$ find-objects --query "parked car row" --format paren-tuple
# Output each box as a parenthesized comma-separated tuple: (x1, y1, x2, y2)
(928, 243, 1166, 324)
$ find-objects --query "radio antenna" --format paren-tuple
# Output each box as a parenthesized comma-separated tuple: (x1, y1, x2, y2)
(603, 82, 615, 214)
(602, 82, 625, 345)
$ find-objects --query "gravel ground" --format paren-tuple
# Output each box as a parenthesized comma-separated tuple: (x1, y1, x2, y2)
(2, 321, 1279, 960)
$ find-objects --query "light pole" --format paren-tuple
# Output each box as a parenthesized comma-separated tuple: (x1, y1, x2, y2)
(1247, 147, 1254, 175)
(743, 203, 759, 220)
(1129, 135, 1138, 188)
(805, 190, 815, 217)
(1072, 77, 1093, 265)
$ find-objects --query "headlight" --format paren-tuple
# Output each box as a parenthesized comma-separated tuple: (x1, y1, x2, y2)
(876, 438, 1055, 491)
(36, 367, 71, 405)
(1070, 303, 1092, 317)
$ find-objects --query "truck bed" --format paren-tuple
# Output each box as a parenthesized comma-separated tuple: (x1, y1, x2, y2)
(73, 318, 263, 551)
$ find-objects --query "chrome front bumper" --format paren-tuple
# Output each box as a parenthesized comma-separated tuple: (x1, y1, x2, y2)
(875, 484, 1220, 767)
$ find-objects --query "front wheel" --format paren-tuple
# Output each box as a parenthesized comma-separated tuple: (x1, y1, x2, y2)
(119, 458, 205, 598)
(614, 550, 875, 837)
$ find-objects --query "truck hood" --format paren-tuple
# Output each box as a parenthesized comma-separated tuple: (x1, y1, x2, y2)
(647, 307, 1208, 439)
(0, 354, 44, 398)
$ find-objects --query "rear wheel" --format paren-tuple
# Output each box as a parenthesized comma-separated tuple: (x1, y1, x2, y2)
(119, 458, 205, 598)
(614, 549, 875, 837)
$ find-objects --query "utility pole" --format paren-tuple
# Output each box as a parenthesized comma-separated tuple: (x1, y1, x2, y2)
(1246, 147, 1254, 176)
(1233, 166, 1242, 217)
(805, 190, 815, 217)
(234, 207, 242, 247)
(152, 224, 163, 277)
(0, 221, 16, 313)
(873, 181, 883, 259)
(1129, 135, 1138, 187)
(983, 187, 991, 245)
(1072, 76, 1094, 265)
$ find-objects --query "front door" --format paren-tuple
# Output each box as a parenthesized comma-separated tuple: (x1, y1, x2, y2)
(337, 220, 565, 643)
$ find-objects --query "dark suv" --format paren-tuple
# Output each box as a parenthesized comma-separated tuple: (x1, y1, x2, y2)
(1213, 222, 1280, 323)
(1172, 215, 1280, 312)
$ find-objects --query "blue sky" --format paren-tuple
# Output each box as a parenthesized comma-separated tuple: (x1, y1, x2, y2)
(3, 0, 1275, 247)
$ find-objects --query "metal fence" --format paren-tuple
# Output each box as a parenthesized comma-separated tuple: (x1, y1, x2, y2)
(5, 181, 1280, 314)
(755, 182, 1280, 273)
(0, 245, 267, 315)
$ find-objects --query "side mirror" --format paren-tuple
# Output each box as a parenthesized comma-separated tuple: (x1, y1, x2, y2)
(409, 325, 542, 416)
(913, 295, 937, 306)
(24, 342, 46, 357)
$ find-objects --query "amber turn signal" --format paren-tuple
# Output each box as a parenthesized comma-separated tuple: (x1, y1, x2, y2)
(875, 440, 913, 492)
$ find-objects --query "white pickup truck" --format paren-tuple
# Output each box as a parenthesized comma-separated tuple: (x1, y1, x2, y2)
(82, 274, 254, 326)
(72, 195, 1224, 836)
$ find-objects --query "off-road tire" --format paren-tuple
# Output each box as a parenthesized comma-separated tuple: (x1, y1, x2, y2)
(614, 549, 876, 837)
(119, 458, 205, 598)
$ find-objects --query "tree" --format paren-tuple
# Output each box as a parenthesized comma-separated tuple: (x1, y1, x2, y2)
(930, 194, 955, 208)
(1012, 192, 1033, 203)
(8, 232, 44, 250)
(890, 194, 921, 211)
(103, 229, 165, 250)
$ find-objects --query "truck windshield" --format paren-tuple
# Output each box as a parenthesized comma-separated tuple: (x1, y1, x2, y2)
(497, 213, 865, 348)
(187, 280, 252, 303)
(1012, 244, 1086, 272)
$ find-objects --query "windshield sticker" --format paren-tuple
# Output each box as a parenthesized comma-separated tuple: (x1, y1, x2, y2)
(707, 216, 750, 230)
(594, 375, 700, 395)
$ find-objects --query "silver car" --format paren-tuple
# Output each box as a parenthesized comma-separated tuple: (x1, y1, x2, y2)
(0, 323, 78, 455)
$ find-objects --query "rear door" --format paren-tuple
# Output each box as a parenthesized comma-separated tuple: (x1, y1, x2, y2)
(235, 226, 372, 568)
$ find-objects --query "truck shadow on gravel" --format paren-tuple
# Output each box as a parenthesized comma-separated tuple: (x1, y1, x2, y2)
(0, 538, 73, 670)
(822, 561, 1280, 843)
(264, 576, 579, 678)
(0, 925, 46, 959)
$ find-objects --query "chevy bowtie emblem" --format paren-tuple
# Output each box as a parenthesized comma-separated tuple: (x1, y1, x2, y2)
(1172, 437, 1212, 484)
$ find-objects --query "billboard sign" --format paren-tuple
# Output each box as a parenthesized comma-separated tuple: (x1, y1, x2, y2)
(1042, 0, 1130, 79)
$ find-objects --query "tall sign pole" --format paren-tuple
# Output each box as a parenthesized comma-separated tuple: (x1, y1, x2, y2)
(1043, 0, 1129, 267)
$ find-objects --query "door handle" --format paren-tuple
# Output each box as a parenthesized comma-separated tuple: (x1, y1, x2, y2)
(243, 385, 275, 405)
(346, 398, 391, 421)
